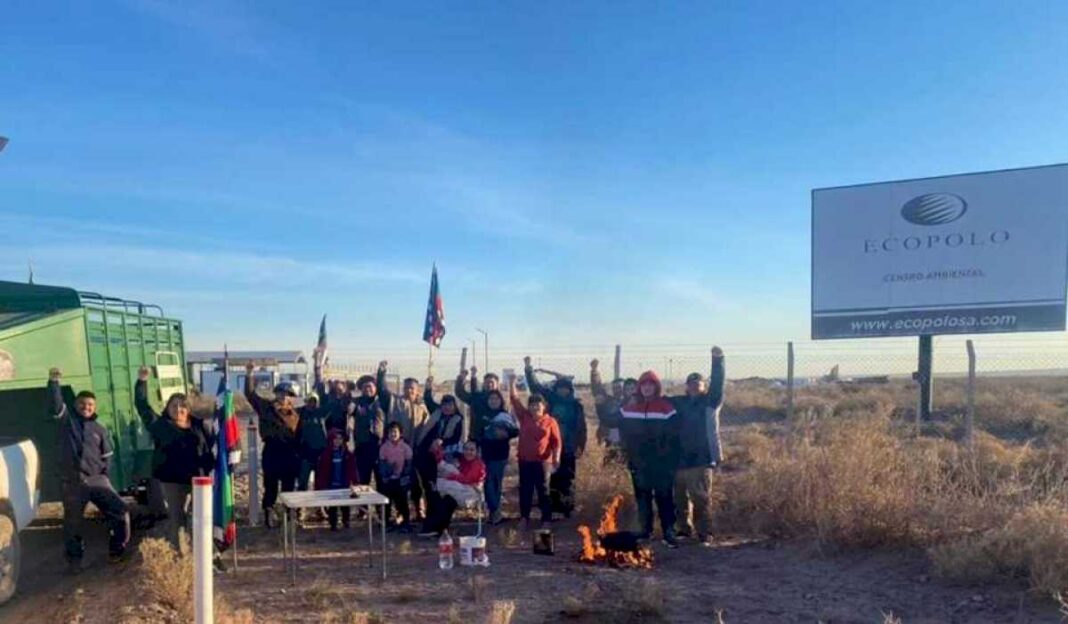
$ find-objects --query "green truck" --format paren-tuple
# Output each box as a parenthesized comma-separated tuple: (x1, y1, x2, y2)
(0, 280, 188, 502)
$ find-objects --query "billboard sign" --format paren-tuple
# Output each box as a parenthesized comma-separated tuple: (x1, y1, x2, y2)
(812, 164, 1068, 339)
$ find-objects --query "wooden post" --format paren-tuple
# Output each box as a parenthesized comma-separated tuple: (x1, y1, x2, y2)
(786, 341, 795, 420)
(917, 334, 934, 422)
(613, 344, 622, 380)
(966, 340, 976, 450)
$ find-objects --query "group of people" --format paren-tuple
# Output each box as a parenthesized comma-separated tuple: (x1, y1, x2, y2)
(43, 346, 724, 571)
(248, 347, 725, 548)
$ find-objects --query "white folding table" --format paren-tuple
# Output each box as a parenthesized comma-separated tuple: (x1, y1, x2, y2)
(278, 489, 390, 583)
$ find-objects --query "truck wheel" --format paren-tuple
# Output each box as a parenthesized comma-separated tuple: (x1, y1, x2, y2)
(0, 511, 19, 605)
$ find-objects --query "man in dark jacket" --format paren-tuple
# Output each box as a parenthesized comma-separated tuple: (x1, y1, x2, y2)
(244, 363, 302, 528)
(48, 368, 130, 568)
(620, 369, 680, 547)
(672, 347, 726, 545)
(524, 357, 587, 518)
(454, 366, 501, 444)
(350, 374, 386, 487)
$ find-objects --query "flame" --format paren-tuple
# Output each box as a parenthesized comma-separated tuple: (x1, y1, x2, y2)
(576, 495, 655, 569)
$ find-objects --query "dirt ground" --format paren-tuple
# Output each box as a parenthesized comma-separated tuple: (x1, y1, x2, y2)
(2, 483, 1063, 623)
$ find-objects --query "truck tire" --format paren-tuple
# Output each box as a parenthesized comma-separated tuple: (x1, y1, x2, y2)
(0, 510, 19, 605)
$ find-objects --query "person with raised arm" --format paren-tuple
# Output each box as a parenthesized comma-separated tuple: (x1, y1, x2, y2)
(377, 361, 430, 521)
(47, 367, 130, 570)
(134, 366, 216, 549)
(672, 347, 726, 546)
(454, 365, 502, 444)
(523, 356, 586, 519)
(244, 362, 302, 528)
(509, 378, 561, 530)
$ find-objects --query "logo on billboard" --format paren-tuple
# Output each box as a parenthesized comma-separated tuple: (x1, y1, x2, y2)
(901, 193, 968, 226)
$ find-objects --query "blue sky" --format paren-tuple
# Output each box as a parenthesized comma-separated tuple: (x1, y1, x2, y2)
(3, 1, 1068, 360)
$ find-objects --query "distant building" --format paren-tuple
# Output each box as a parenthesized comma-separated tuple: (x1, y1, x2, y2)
(186, 350, 310, 395)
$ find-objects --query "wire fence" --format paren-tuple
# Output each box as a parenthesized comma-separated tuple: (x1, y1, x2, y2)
(322, 334, 1068, 385)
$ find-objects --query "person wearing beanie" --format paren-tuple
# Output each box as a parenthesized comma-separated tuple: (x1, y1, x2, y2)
(619, 369, 681, 547)
(245, 362, 303, 528)
(672, 347, 726, 546)
(523, 357, 587, 519)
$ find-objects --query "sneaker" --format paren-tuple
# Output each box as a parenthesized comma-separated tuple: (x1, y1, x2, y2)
(490, 510, 504, 525)
(662, 534, 679, 549)
(417, 530, 439, 538)
(698, 534, 715, 547)
(676, 528, 693, 540)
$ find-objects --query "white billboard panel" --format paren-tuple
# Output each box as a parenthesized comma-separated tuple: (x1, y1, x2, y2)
(812, 164, 1068, 339)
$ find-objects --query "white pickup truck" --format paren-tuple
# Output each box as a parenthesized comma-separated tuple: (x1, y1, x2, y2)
(0, 438, 39, 605)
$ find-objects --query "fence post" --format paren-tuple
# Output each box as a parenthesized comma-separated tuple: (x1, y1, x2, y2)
(786, 341, 795, 421)
(193, 476, 214, 624)
(247, 420, 260, 527)
(613, 345, 622, 380)
(966, 340, 976, 450)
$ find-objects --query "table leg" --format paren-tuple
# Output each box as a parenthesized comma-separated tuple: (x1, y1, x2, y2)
(366, 504, 373, 568)
(291, 508, 298, 585)
(282, 506, 289, 568)
(381, 503, 387, 580)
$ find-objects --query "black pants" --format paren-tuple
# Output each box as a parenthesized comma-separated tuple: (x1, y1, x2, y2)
(415, 455, 437, 516)
(630, 464, 677, 538)
(263, 458, 300, 512)
(421, 492, 458, 534)
(326, 506, 351, 529)
(62, 476, 130, 559)
(379, 479, 411, 525)
(354, 441, 379, 487)
(549, 452, 577, 516)
(519, 461, 551, 521)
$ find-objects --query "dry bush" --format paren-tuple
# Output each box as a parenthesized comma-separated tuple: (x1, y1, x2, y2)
(485, 600, 516, 624)
(719, 417, 932, 547)
(931, 503, 1068, 598)
(723, 425, 777, 468)
(135, 536, 248, 622)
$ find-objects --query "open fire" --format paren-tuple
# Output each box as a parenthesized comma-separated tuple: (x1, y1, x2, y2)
(577, 494, 655, 569)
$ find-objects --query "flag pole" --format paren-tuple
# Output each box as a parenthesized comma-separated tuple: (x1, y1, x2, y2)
(428, 343, 434, 379)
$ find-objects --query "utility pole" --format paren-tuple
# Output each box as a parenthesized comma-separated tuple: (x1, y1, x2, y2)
(475, 328, 489, 373)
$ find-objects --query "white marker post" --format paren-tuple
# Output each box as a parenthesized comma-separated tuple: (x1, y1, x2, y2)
(192, 476, 214, 624)
(247, 421, 260, 526)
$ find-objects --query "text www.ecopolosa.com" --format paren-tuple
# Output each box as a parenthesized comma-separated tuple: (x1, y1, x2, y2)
(850, 314, 1017, 334)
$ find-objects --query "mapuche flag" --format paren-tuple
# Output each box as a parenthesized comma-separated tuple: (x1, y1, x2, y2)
(422, 264, 446, 347)
(213, 349, 241, 550)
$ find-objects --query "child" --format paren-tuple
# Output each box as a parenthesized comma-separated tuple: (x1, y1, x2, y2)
(509, 381, 561, 529)
(378, 422, 414, 532)
(481, 390, 518, 524)
(315, 429, 359, 530)
(419, 441, 486, 537)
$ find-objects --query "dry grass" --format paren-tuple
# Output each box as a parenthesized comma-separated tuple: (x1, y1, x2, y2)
(708, 378, 1068, 600)
(134, 536, 251, 623)
(485, 600, 516, 624)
